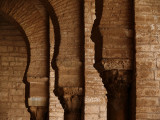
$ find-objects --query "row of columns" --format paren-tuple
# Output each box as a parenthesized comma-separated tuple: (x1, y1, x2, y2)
(27, 0, 134, 120)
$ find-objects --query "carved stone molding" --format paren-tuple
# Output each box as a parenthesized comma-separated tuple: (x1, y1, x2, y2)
(102, 59, 133, 70)
(57, 87, 83, 120)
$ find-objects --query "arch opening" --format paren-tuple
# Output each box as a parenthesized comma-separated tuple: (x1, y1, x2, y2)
(0, 14, 31, 119)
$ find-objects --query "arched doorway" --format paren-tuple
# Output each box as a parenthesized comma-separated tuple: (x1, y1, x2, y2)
(0, 0, 50, 119)
(0, 15, 30, 119)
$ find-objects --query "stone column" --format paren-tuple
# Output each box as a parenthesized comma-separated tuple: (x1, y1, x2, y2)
(102, 70, 132, 120)
(49, 0, 84, 119)
(27, 77, 49, 120)
(91, 0, 134, 119)
(58, 87, 83, 120)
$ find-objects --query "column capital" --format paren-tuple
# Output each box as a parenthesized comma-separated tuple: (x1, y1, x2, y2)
(102, 69, 132, 99)
(30, 106, 48, 120)
(57, 87, 83, 120)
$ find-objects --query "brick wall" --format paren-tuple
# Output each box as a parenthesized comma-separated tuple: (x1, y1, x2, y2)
(1, 0, 160, 119)
(100, 0, 134, 70)
(0, 15, 30, 120)
(49, 18, 64, 120)
(45, 0, 85, 119)
(0, 0, 49, 78)
(48, 0, 84, 88)
(0, 1, 50, 118)
(135, 0, 160, 119)
(84, 0, 107, 120)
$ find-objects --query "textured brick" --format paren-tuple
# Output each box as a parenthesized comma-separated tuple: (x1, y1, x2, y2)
(137, 88, 160, 97)
(84, 0, 107, 120)
(136, 113, 160, 119)
(85, 105, 99, 113)
(137, 97, 159, 107)
(1, 0, 160, 120)
(136, 81, 159, 88)
(0, 15, 29, 119)
(136, 70, 154, 79)
(136, 107, 160, 113)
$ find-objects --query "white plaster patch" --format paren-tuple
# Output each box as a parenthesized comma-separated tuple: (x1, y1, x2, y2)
(151, 24, 155, 30)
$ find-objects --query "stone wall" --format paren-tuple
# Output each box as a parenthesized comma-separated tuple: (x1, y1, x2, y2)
(0, 15, 30, 120)
(135, 0, 160, 119)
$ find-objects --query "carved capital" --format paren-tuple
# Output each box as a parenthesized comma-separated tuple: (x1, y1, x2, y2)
(102, 69, 132, 99)
(57, 87, 83, 120)
(63, 95, 83, 113)
(30, 106, 48, 120)
(58, 87, 83, 111)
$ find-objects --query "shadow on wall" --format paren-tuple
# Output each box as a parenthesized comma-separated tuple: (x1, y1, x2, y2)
(39, 0, 61, 97)
(91, 0, 104, 73)
(130, 0, 136, 119)
(39, 2, 62, 118)
(0, 13, 31, 118)
(40, 0, 85, 120)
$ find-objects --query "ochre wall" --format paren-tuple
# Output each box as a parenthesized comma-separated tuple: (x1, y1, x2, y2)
(0, 0, 160, 120)
(0, 16, 30, 119)
(84, 0, 107, 120)
(100, 0, 134, 69)
(0, 0, 49, 119)
(49, 18, 64, 120)
(135, 0, 160, 119)
(0, 0, 49, 77)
